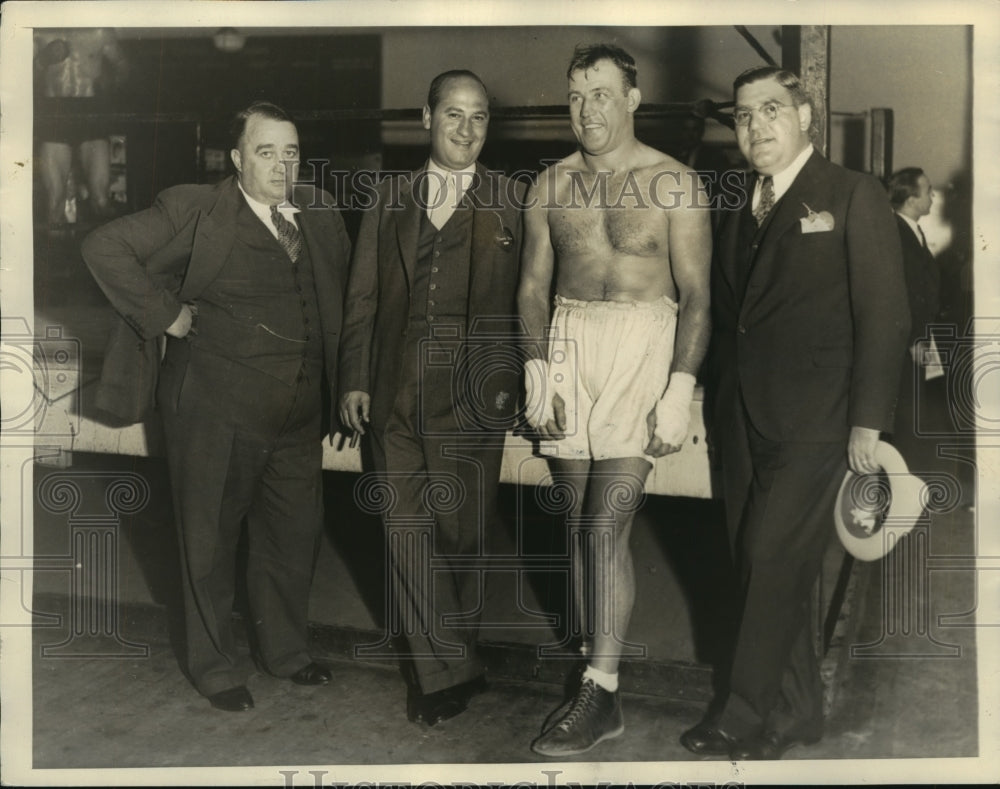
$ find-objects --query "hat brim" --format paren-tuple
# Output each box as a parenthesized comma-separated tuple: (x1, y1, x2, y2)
(834, 441, 927, 561)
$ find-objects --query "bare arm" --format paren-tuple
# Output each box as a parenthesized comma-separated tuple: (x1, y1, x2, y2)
(645, 173, 712, 457)
(516, 178, 555, 360)
(667, 173, 713, 378)
(517, 174, 569, 438)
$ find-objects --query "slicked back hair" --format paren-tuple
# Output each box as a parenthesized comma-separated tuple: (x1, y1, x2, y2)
(567, 43, 637, 93)
(886, 167, 927, 208)
(230, 101, 295, 150)
(426, 70, 489, 112)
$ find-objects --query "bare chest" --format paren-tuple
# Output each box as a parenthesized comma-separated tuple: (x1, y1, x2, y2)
(548, 171, 670, 259)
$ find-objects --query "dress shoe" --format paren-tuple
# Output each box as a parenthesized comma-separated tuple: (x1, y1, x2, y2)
(208, 686, 254, 712)
(406, 686, 467, 726)
(289, 661, 332, 686)
(679, 721, 737, 756)
(729, 730, 821, 760)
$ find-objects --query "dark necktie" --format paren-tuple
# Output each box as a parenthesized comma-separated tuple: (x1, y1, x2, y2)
(270, 204, 302, 262)
(753, 175, 775, 226)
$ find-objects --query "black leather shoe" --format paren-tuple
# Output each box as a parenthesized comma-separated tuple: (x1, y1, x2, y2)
(289, 661, 332, 686)
(730, 730, 821, 761)
(406, 686, 467, 726)
(208, 686, 254, 712)
(680, 721, 737, 756)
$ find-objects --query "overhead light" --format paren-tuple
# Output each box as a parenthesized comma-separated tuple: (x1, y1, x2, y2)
(213, 28, 245, 53)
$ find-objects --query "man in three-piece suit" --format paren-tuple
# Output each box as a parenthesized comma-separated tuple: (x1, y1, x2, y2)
(338, 71, 525, 726)
(682, 67, 910, 760)
(886, 167, 941, 472)
(82, 102, 351, 712)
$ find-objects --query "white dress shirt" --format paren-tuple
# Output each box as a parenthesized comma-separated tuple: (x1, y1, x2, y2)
(238, 182, 300, 239)
(752, 144, 815, 212)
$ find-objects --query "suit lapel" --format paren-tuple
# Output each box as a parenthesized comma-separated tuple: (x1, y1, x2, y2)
(179, 176, 241, 300)
(468, 164, 503, 320)
(744, 150, 825, 294)
(755, 150, 823, 249)
(395, 166, 424, 289)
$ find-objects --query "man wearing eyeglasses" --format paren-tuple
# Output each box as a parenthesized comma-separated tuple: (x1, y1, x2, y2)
(681, 66, 910, 760)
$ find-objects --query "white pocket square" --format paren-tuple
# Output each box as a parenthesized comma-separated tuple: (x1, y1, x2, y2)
(800, 203, 835, 233)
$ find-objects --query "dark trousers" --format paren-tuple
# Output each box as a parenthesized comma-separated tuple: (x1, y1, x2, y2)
(369, 334, 503, 694)
(158, 341, 324, 696)
(716, 390, 846, 739)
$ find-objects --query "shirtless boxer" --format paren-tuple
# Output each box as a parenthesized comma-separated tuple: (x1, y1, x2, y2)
(35, 28, 128, 229)
(517, 43, 712, 757)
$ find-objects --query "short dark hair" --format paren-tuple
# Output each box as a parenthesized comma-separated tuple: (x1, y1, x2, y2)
(567, 43, 637, 92)
(230, 101, 294, 149)
(886, 167, 927, 208)
(426, 70, 489, 112)
(733, 66, 816, 139)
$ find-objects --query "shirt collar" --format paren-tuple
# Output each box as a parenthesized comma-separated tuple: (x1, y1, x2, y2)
(237, 181, 300, 224)
(425, 159, 478, 202)
(896, 211, 924, 242)
(765, 143, 815, 202)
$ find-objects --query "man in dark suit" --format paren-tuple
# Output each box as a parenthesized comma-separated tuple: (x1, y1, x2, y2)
(886, 167, 941, 472)
(338, 70, 524, 726)
(681, 66, 910, 760)
(82, 101, 351, 712)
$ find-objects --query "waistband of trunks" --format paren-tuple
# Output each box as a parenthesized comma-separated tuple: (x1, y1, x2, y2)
(553, 294, 679, 313)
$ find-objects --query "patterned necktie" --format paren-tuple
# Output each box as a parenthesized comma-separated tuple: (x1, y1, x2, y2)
(753, 175, 775, 226)
(428, 172, 456, 230)
(270, 204, 302, 262)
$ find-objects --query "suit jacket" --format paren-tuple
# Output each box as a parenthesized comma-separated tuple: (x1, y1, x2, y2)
(895, 213, 941, 347)
(711, 150, 910, 443)
(338, 162, 526, 436)
(82, 175, 352, 425)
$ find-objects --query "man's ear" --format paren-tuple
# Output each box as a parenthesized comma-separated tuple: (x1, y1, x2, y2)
(422, 105, 432, 131)
(797, 101, 813, 134)
(230, 148, 242, 174)
(626, 87, 641, 114)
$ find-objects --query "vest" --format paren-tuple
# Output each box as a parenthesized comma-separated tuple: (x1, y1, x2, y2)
(190, 201, 323, 385)
(409, 204, 474, 324)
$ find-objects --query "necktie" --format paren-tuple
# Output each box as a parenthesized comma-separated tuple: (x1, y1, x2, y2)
(753, 175, 775, 226)
(917, 224, 929, 250)
(428, 172, 456, 230)
(270, 204, 302, 262)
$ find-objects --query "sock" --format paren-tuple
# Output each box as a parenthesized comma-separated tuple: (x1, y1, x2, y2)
(583, 665, 619, 693)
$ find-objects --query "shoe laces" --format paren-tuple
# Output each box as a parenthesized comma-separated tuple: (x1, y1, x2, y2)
(556, 678, 600, 732)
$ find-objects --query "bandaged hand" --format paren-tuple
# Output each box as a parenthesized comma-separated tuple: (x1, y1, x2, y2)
(652, 372, 696, 448)
(524, 358, 554, 429)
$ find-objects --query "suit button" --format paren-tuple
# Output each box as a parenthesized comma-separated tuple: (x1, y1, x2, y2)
(432, 266, 439, 273)
(737, 324, 747, 334)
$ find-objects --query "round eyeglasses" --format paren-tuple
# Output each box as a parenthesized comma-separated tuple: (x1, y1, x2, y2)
(732, 101, 792, 127)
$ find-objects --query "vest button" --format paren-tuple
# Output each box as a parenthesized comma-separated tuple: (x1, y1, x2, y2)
(432, 266, 439, 273)
(737, 324, 747, 334)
